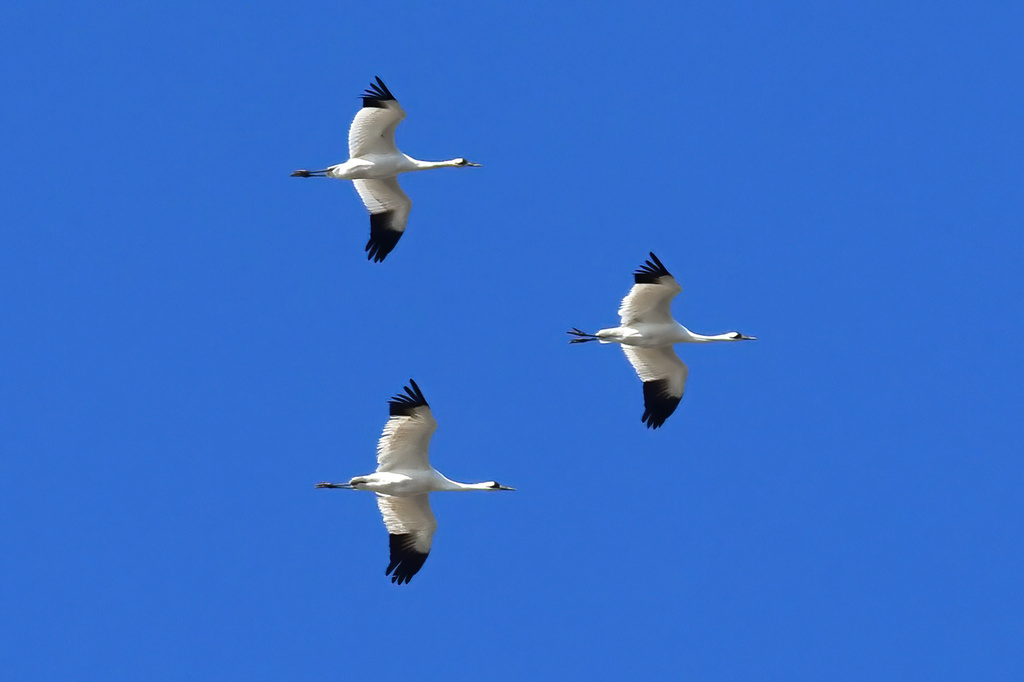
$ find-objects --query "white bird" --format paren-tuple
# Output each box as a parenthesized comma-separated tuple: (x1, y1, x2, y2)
(292, 77, 481, 262)
(316, 380, 514, 584)
(568, 253, 755, 429)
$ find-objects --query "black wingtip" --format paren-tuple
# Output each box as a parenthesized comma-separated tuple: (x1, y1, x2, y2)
(641, 379, 681, 429)
(388, 380, 429, 416)
(360, 76, 397, 108)
(386, 533, 429, 584)
(364, 212, 403, 262)
(633, 252, 673, 284)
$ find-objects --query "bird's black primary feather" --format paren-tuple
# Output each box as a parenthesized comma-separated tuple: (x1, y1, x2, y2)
(633, 252, 673, 284)
(361, 76, 397, 109)
(365, 212, 404, 262)
(641, 379, 681, 429)
(388, 380, 429, 416)
(386, 533, 429, 584)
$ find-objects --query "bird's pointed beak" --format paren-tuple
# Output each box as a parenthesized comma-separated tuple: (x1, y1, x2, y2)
(740, 334, 757, 341)
(466, 161, 482, 167)
(498, 484, 516, 491)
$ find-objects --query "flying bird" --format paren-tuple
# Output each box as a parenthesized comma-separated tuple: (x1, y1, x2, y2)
(316, 380, 514, 584)
(568, 253, 755, 429)
(291, 77, 481, 262)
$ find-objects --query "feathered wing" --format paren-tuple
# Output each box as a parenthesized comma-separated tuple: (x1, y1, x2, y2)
(349, 77, 406, 158)
(377, 494, 437, 584)
(353, 178, 412, 262)
(622, 345, 689, 429)
(376, 380, 438, 472)
(618, 252, 683, 326)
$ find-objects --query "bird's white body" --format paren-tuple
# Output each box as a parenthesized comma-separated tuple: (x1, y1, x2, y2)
(348, 470, 502, 496)
(316, 380, 513, 584)
(569, 253, 755, 429)
(325, 154, 467, 181)
(292, 78, 479, 262)
(593, 322, 740, 347)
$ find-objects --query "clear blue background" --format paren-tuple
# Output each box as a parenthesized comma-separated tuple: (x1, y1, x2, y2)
(3, 2, 1023, 679)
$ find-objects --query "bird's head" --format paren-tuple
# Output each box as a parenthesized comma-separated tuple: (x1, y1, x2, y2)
(454, 157, 481, 167)
(729, 332, 757, 341)
(486, 481, 516, 491)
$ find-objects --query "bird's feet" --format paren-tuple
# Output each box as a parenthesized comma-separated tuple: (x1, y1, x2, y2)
(567, 327, 599, 343)
(316, 481, 355, 489)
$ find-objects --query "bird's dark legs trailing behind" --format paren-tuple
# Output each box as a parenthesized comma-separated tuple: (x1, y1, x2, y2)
(567, 327, 599, 343)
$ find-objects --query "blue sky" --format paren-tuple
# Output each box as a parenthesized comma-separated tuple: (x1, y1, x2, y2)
(3, 1, 1023, 679)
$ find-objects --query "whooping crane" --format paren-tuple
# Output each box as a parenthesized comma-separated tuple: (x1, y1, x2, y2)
(568, 253, 755, 429)
(291, 77, 481, 262)
(316, 380, 514, 584)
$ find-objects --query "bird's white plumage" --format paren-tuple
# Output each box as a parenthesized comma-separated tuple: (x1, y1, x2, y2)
(377, 494, 437, 554)
(622, 345, 689, 399)
(618, 276, 682, 326)
(569, 253, 753, 428)
(375, 404, 438, 473)
(348, 101, 406, 158)
(293, 78, 479, 262)
(353, 178, 412, 232)
(317, 380, 512, 583)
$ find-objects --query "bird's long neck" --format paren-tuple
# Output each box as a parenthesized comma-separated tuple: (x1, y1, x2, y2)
(685, 331, 739, 343)
(405, 157, 463, 171)
(436, 476, 492, 491)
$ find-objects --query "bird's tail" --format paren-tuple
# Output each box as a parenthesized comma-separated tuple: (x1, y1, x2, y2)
(567, 327, 599, 344)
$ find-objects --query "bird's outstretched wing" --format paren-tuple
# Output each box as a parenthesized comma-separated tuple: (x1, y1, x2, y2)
(353, 178, 412, 262)
(622, 345, 689, 429)
(376, 380, 438, 472)
(349, 77, 407, 159)
(617, 252, 683, 326)
(377, 493, 437, 584)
